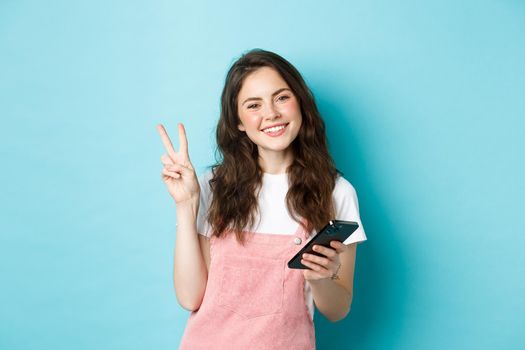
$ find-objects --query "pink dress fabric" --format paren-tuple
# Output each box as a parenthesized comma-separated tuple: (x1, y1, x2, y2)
(179, 223, 316, 350)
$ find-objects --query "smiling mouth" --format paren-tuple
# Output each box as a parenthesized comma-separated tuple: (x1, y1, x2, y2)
(262, 123, 289, 134)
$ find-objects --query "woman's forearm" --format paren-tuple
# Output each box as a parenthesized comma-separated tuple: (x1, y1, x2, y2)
(173, 200, 208, 311)
(308, 278, 353, 322)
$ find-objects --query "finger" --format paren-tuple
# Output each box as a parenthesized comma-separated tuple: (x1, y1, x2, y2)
(178, 123, 189, 160)
(301, 259, 328, 273)
(161, 154, 175, 165)
(302, 269, 326, 282)
(162, 168, 181, 179)
(157, 124, 178, 160)
(312, 244, 337, 258)
(303, 253, 331, 267)
(165, 163, 191, 176)
(330, 241, 347, 254)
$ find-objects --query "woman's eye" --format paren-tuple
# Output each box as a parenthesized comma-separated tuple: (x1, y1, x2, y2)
(277, 95, 290, 102)
(247, 104, 259, 109)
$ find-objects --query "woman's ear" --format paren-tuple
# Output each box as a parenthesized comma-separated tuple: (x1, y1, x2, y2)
(238, 123, 246, 131)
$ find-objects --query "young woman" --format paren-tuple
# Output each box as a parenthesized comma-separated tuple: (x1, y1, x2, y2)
(157, 49, 367, 349)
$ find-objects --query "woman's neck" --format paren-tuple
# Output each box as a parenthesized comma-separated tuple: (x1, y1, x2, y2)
(258, 147, 294, 174)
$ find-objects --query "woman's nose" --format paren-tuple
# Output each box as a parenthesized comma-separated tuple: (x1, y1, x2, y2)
(263, 103, 280, 120)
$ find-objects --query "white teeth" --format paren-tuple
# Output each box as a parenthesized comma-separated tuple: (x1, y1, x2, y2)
(263, 125, 286, 133)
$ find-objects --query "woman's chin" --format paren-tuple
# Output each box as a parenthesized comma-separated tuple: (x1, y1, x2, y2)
(257, 143, 294, 154)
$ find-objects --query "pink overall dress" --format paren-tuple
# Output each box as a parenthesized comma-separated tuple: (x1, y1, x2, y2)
(179, 223, 316, 349)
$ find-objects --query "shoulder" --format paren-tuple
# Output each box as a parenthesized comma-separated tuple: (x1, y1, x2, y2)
(332, 174, 367, 244)
(333, 175, 358, 202)
(197, 170, 214, 214)
(196, 170, 214, 237)
(332, 174, 362, 216)
(198, 170, 214, 185)
(198, 170, 214, 197)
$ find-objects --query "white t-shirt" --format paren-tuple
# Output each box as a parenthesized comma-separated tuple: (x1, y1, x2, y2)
(196, 171, 367, 320)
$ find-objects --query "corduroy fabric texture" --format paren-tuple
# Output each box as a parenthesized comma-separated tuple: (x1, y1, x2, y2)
(179, 223, 315, 350)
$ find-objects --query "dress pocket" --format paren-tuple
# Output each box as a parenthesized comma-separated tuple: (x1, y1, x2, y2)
(218, 254, 284, 319)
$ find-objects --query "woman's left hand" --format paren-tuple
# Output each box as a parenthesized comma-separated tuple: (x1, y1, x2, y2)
(301, 241, 346, 281)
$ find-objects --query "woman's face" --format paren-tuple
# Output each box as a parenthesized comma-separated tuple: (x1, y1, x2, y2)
(237, 66, 302, 157)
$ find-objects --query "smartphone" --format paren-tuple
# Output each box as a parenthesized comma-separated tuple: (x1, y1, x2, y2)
(287, 220, 359, 269)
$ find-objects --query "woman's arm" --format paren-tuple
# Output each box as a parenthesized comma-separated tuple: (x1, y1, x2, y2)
(173, 201, 209, 311)
(157, 123, 208, 311)
(302, 242, 357, 322)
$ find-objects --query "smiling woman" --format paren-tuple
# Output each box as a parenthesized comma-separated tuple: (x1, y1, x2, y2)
(158, 49, 367, 349)
(236, 67, 303, 172)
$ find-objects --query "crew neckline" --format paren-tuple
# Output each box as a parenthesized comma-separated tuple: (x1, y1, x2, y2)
(262, 172, 288, 180)
(263, 172, 287, 176)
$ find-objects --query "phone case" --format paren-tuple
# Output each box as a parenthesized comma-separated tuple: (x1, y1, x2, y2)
(287, 220, 359, 269)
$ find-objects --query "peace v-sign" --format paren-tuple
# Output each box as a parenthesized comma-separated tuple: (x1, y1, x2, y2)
(157, 123, 200, 205)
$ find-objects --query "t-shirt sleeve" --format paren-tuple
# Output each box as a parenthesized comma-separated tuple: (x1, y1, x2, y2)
(333, 176, 367, 245)
(196, 171, 213, 238)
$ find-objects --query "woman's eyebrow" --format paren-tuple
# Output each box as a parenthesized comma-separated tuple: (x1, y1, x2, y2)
(241, 88, 291, 106)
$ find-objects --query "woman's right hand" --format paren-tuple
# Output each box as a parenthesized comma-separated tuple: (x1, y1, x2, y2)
(157, 123, 200, 205)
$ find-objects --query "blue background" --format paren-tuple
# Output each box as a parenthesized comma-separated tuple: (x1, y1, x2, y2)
(1, 1, 524, 349)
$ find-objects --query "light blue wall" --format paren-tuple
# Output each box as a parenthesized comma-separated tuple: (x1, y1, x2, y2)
(1, 1, 523, 349)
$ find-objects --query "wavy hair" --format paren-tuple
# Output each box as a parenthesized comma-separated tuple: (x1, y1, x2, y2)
(208, 49, 340, 244)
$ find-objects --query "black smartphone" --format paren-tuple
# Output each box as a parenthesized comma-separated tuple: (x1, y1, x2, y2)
(287, 220, 359, 269)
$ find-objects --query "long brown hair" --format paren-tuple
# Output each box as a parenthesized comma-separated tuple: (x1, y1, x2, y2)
(207, 49, 340, 244)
